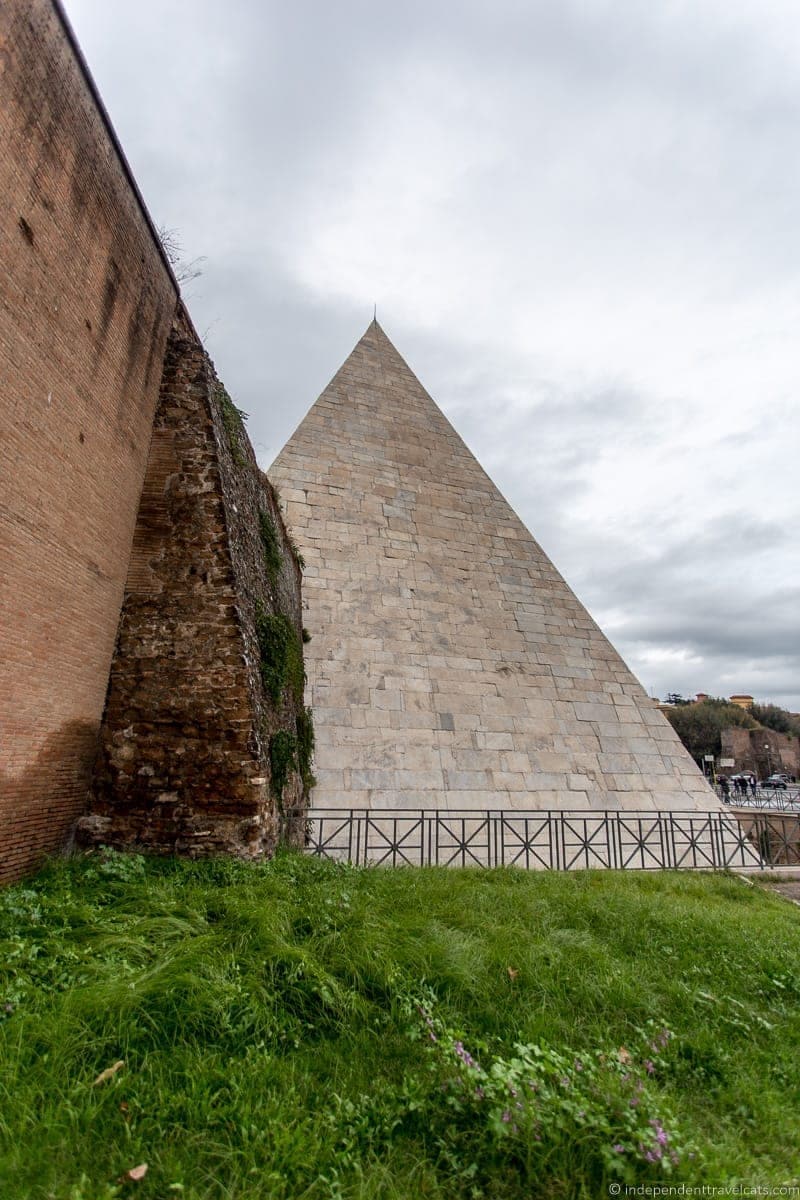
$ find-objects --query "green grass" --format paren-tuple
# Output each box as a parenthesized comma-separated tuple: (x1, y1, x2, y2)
(1, 854, 799, 1199)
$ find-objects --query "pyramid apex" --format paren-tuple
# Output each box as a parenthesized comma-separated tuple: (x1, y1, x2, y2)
(270, 325, 719, 818)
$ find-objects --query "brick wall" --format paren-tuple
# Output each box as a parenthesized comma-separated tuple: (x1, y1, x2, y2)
(0, 0, 178, 881)
(78, 316, 307, 857)
(720, 728, 799, 778)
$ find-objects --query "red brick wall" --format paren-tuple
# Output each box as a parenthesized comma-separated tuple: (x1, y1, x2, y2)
(0, 0, 178, 881)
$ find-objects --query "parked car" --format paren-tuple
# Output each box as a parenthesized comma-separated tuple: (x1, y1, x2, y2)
(760, 775, 788, 789)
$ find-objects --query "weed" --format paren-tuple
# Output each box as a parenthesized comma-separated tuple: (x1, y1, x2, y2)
(296, 706, 316, 794)
(254, 603, 304, 706)
(215, 382, 248, 467)
(259, 511, 282, 590)
(269, 730, 298, 805)
(288, 537, 305, 569)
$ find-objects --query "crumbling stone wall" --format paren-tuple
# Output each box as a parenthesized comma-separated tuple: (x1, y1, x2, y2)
(79, 313, 308, 857)
(0, 0, 177, 881)
(721, 728, 799, 778)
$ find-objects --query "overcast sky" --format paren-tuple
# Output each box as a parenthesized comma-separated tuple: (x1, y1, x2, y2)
(65, 0, 800, 709)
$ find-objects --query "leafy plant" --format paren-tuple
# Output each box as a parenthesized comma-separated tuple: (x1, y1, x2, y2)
(296, 706, 316, 794)
(259, 511, 282, 590)
(269, 730, 298, 804)
(254, 602, 304, 706)
(394, 995, 696, 1186)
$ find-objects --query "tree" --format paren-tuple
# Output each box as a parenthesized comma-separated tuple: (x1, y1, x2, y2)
(748, 703, 800, 738)
(663, 697, 758, 764)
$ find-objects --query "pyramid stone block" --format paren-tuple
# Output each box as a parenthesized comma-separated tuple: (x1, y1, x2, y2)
(271, 322, 718, 813)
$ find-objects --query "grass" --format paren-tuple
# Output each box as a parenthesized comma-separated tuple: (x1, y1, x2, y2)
(1, 854, 799, 1198)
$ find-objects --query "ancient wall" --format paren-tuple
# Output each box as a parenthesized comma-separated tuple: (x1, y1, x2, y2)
(0, 0, 178, 881)
(1, 0, 308, 881)
(78, 315, 308, 857)
(721, 728, 799, 778)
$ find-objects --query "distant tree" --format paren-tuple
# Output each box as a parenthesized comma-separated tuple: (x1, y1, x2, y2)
(665, 692, 690, 706)
(663, 697, 759, 763)
(749, 703, 800, 738)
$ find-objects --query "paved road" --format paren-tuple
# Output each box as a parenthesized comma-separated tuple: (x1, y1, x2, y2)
(759, 879, 800, 904)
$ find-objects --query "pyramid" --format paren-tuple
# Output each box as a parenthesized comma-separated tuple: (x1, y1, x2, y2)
(270, 322, 718, 814)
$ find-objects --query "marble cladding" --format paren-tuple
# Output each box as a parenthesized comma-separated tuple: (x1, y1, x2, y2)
(271, 321, 719, 814)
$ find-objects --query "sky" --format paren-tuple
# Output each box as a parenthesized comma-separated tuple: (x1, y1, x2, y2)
(64, 0, 800, 709)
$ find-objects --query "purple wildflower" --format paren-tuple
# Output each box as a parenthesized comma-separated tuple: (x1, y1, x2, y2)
(648, 1119, 669, 1147)
(454, 1040, 476, 1069)
(574, 1059, 583, 1071)
(501, 1110, 511, 1123)
(613, 1144, 625, 1154)
(650, 1028, 671, 1052)
(559, 1076, 570, 1088)
(644, 1059, 655, 1075)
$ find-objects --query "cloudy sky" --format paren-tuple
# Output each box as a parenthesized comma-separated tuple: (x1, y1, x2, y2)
(65, 0, 800, 708)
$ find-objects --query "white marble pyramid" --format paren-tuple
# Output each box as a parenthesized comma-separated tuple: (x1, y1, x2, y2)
(270, 322, 718, 814)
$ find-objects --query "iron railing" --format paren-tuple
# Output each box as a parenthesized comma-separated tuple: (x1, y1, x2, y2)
(719, 789, 800, 811)
(280, 808, 800, 870)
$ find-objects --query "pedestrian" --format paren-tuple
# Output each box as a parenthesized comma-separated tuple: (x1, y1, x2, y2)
(750, 775, 757, 797)
(719, 777, 730, 800)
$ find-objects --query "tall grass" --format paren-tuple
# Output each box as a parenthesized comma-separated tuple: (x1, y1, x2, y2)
(1, 852, 799, 1198)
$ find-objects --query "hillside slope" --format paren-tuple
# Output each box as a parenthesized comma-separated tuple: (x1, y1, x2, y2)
(1, 854, 799, 1198)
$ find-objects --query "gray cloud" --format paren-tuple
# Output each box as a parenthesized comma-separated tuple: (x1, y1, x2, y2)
(65, 0, 800, 708)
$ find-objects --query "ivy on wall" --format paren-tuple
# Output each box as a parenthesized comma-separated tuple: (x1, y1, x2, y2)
(255, 604, 304, 706)
(269, 730, 298, 805)
(296, 706, 316, 793)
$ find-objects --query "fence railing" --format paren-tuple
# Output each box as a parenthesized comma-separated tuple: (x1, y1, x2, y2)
(280, 808, 800, 871)
(719, 789, 800, 811)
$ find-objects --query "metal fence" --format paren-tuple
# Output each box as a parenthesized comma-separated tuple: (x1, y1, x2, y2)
(280, 808, 800, 871)
(719, 789, 800, 811)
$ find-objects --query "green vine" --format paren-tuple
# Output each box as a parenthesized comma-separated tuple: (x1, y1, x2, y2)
(255, 602, 305, 706)
(269, 730, 297, 804)
(259, 511, 282, 590)
(296, 706, 316, 793)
